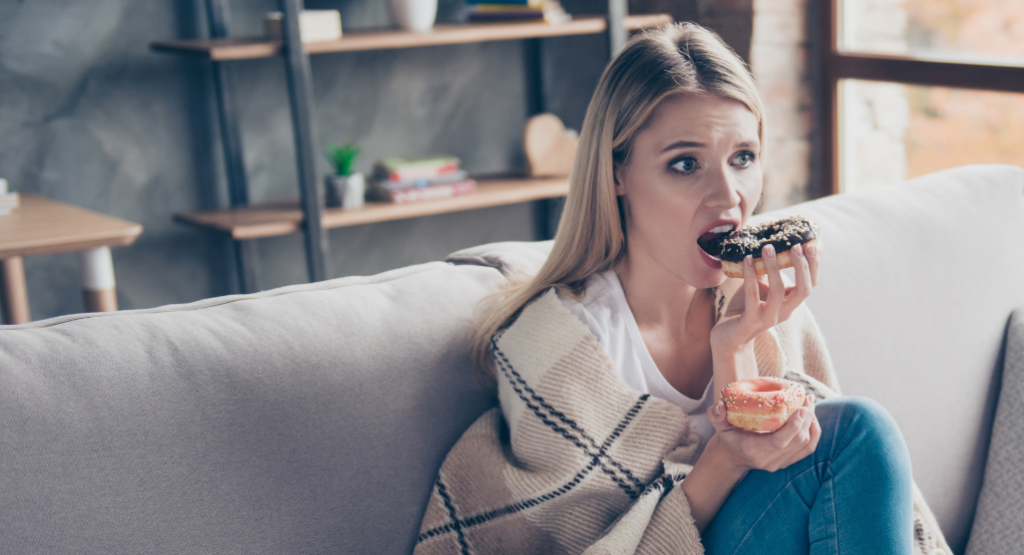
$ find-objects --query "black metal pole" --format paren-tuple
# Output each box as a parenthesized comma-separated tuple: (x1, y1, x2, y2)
(205, 0, 261, 293)
(523, 38, 545, 116)
(279, 0, 330, 283)
(523, 38, 563, 240)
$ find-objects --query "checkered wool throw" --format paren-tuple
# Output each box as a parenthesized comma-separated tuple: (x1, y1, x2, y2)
(415, 288, 951, 555)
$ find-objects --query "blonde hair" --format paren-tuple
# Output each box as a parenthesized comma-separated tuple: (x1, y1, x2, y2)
(470, 22, 766, 380)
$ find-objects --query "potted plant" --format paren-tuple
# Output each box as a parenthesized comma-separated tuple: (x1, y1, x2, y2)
(388, 0, 437, 33)
(324, 142, 364, 209)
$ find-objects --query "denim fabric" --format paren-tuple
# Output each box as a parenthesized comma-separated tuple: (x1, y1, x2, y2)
(702, 397, 914, 555)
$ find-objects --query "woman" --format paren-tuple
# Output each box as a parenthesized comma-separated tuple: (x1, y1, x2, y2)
(415, 22, 945, 555)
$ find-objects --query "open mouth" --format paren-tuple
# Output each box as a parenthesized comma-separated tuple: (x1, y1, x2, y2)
(697, 224, 735, 260)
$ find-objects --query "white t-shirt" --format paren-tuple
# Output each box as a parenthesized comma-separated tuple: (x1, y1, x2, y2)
(560, 271, 717, 461)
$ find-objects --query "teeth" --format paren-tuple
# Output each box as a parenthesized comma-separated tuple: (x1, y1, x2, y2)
(710, 224, 734, 234)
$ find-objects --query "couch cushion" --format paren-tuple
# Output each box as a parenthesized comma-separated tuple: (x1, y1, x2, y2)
(0, 262, 501, 554)
(966, 307, 1024, 555)
(448, 164, 1024, 552)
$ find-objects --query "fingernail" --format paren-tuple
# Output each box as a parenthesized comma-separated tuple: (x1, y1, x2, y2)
(745, 255, 753, 267)
(714, 402, 722, 416)
(806, 244, 817, 258)
(764, 245, 775, 259)
(792, 243, 803, 258)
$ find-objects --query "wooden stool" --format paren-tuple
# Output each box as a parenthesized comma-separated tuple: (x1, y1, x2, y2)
(0, 194, 142, 324)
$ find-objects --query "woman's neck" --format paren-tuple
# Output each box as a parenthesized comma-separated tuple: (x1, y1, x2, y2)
(614, 252, 712, 339)
(615, 250, 717, 399)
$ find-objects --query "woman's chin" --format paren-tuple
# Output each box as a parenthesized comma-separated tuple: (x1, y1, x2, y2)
(695, 270, 728, 289)
(695, 248, 728, 287)
(685, 262, 728, 289)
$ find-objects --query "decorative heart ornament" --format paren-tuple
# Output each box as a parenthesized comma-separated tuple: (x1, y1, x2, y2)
(523, 113, 578, 178)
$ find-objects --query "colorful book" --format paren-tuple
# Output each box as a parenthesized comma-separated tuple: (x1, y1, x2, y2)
(373, 156, 461, 183)
(466, 0, 543, 5)
(467, 11, 569, 23)
(367, 179, 477, 204)
(467, 1, 569, 24)
(376, 170, 470, 191)
(471, 3, 547, 11)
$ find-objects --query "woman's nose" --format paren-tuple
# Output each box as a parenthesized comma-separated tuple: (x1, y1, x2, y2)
(705, 166, 742, 209)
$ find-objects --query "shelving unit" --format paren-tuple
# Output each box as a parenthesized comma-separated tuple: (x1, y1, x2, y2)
(152, 14, 671, 60)
(153, 0, 671, 293)
(176, 176, 569, 240)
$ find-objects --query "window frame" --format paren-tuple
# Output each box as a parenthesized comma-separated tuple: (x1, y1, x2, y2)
(815, 0, 1024, 196)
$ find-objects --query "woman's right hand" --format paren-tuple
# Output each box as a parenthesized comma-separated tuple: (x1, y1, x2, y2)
(705, 395, 820, 472)
(709, 242, 820, 356)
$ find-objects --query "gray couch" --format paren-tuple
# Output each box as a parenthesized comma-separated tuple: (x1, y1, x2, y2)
(1, 164, 1023, 554)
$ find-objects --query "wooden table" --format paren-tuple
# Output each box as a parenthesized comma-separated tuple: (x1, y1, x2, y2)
(0, 194, 143, 324)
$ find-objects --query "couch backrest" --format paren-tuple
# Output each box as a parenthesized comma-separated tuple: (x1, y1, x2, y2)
(790, 165, 1024, 553)
(450, 164, 1024, 553)
(0, 262, 502, 554)
(2, 165, 1022, 554)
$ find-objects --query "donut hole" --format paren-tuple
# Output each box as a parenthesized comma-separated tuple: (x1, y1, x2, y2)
(742, 380, 785, 393)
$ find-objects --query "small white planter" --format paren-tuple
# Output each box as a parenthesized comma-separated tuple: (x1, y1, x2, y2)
(388, 0, 437, 33)
(325, 172, 365, 210)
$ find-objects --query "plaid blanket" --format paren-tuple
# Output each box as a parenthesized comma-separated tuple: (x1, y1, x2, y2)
(415, 288, 950, 554)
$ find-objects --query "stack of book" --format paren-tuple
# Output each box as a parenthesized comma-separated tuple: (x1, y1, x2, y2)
(367, 156, 478, 204)
(466, 0, 571, 25)
(0, 178, 19, 215)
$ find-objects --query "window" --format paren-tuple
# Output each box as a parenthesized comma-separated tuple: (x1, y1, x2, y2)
(817, 0, 1024, 194)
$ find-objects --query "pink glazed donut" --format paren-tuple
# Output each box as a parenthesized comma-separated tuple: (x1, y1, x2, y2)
(721, 377, 806, 433)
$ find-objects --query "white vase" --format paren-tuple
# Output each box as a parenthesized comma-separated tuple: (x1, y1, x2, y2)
(388, 0, 437, 33)
(325, 172, 365, 210)
(342, 172, 365, 210)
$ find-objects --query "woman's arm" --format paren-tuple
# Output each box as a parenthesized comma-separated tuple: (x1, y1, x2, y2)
(683, 343, 757, 531)
(683, 243, 822, 532)
(711, 340, 759, 404)
(681, 435, 748, 532)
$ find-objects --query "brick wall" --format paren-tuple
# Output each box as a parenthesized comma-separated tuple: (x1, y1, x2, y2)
(750, 0, 813, 210)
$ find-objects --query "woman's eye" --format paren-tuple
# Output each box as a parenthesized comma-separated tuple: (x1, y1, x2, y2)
(732, 151, 756, 167)
(670, 157, 698, 174)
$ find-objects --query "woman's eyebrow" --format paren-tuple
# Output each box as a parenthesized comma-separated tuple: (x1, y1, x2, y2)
(660, 140, 759, 153)
(660, 140, 705, 153)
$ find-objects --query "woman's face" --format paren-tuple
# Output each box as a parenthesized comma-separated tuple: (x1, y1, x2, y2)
(614, 93, 763, 289)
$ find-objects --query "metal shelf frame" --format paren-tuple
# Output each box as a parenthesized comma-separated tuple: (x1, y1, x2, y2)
(177, 0, 635, 293)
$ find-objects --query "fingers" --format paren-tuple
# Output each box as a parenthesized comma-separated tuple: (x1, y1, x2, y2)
(779, 243, 812, 321)
(743, 255, 759, 320)
(805, 241, 820, 287)
(761, 245, 785, 322)
(780, 397, 819, 466)
(770, 405, 809, 448)
(783, 414, 820, 468)
(707, 401, 733, 433)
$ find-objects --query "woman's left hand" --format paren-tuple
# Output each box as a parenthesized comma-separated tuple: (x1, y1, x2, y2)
(709, 241, 820, 354)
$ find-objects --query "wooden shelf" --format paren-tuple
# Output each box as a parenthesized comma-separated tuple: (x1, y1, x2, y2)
(151, 14, 672, 61)
(175, 177, 569, 240)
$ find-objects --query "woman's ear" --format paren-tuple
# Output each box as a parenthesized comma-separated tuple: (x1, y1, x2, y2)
(613, 163, 627, 196)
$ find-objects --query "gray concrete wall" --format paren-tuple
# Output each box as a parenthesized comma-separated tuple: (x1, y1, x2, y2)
(0, 0, 610, 321)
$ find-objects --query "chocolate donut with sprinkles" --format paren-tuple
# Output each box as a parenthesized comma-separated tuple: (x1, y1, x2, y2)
(698, 215, 822, 278)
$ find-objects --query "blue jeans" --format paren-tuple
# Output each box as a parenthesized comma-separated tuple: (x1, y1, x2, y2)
(702, 397, 914, 555)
